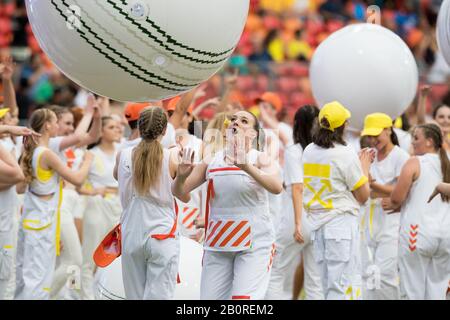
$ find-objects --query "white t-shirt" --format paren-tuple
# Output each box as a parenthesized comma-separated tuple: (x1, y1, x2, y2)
(302, 143, 368, 230)
(0, 137, 16, 155)
(284, 143, 304, 192)
(49, 136, 65, 160)
(370, 146, 409, 186)
(279, 122, 294, 147)
(88, 146, 119, 189)
(394, 128, 412, 154)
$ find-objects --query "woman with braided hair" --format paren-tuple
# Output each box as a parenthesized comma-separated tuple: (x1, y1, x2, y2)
(114, 106, 188, 300)
(391, 123, 450, 300)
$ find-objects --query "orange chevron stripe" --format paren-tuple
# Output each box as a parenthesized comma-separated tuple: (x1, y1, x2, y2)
(210, 221, 234, 247)
(182, 208, 198, 225)
(231, 227, 251, 247)
(206, 221, 222, 243)
(219, 221, 247, 247)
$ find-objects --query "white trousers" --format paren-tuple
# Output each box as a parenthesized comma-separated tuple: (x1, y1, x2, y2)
(398, 223, 450, 300)
(122, 235, 180, 300)
(51, 189, 83, 299)
(363, 213, 401, 300)
(200, 243, 274, 300)
(265, 211, 323, 300)
(312, 214, 362, 300)
(80, 195, 121, 300)
(0, 228, 14, 300)
(3, 196, 23, 300)
(14, 223, 56, 300)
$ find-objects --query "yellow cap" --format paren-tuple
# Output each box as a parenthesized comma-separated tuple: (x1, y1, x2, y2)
(319, 101, 351, 132)
(248, 106, 260, 118)
(361, 113, 393, 137)
(0, 108, 10, 120)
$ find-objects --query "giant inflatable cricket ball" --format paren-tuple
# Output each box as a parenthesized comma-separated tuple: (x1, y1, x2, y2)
(310, 23, 418, 128)
(25, 0, 249, 102)
(437, 0, 450, 67)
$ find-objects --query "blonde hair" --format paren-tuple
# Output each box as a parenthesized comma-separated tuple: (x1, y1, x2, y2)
(132, 107, 168, 196)
(21, 109, 56, 184)
(203, 112, 231, 158)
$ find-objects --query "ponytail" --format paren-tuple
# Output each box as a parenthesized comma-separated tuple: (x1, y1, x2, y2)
(21, 136, 38, 184)
(132, 107, 168, 196)
(418, 123, 450, 202)
(20, 108, 55, 185)
(132, 139, 164, 196)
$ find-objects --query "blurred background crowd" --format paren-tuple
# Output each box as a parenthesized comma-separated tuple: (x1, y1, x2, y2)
(0, 0, 449, 124)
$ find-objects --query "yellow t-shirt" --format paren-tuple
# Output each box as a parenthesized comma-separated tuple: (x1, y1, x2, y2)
(287, 40, 313, 60)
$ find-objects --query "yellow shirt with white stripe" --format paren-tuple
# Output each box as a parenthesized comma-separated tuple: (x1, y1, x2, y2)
(302, 143, 368, 230)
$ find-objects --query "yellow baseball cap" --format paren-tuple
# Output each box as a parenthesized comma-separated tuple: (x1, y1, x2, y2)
(319, 101, 351, 132)
(0, 108, 10, 119)
(361, 113, 393, 137)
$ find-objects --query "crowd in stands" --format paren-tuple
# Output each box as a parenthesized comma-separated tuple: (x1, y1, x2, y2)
(0, 0, 449, 122)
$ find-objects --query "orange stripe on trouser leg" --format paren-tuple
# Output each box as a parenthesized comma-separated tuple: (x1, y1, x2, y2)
(209, 221, 234, 247)
(219, 221, 247, 247)
(231, 227, 251, 247)
(232, 295, 250, 300)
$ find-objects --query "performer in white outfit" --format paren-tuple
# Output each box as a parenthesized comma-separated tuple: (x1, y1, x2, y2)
(302, 102, 373, 300)
(391, 124, 450, 300)
(0, 126, 29, 299)
(48, 101, 102, 299)
(79, 116, 122, 300)
(173, 110, 283, 300)
(14, 109, 93, 300)
(115, 107, 183, 299)
(265, 105, 323, 300)
(359, 113, 409, 300)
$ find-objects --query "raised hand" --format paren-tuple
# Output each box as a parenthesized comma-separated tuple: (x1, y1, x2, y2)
(177, 147, 195, 180)
(0, 57, 15, 80)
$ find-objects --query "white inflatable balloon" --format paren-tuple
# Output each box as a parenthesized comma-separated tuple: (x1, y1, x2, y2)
(25, 0, 249, 102)
(95, 236, 203, 300)
(437, 0, 450, 67)
(310, 23, 418, 128)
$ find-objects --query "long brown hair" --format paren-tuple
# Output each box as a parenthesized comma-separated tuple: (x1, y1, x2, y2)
(417, 123, 450, 201)
(20, 109, 56, 184)
(132, 107, 168, 196)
